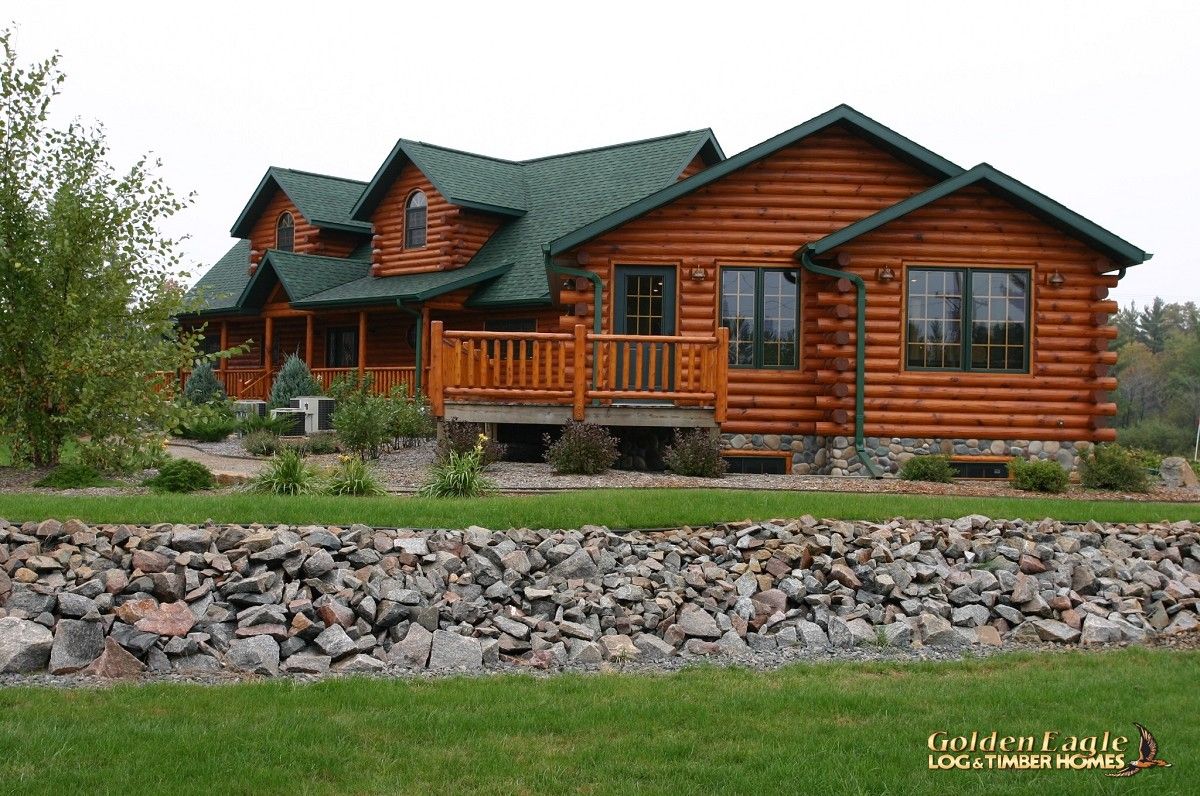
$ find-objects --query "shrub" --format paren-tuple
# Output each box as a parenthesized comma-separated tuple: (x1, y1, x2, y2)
(300, 431, 341, 455)
(327, 455, 386, 496)
(1008, 458, 1069, 493)
(1080, 444, 1150, 492)
(421, 434, 493, 498)
(144, 458, 215, 493)
(267, 354, 321, 409)
(183, 362, 226, 404)
(241, 429, 282, 457)
(1117, 419, 1193, 456)
(390, 389, 436, 445)
(663, 429, 726, 478)
(33, 463, 112, 489)
(76, 436, 167, 474)
(438, 420, 505, 466)
(543, 422, 619, 475)
(332, 390, 394, 459)
(177, 402, 238, 442)
(247, 448, 324, 496)
(238, 412, 293, 437)
(899, 454, 956, 483)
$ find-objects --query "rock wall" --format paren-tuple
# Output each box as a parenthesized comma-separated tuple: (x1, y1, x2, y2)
(1, 515, 1198, 678)
(722, 433, 1093, 476)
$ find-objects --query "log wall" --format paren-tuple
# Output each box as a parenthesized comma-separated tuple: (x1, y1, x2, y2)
(249, 191, 319, 263)
(369, 163, 504, 277)
(562, 123, 1119, 442)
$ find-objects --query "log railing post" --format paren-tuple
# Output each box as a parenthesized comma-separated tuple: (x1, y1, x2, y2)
(305, 314, 315, 369)
(218, 321, 228, 373)
(572, 324, 587, 421)
(428, 321, 445, 417)
(715, 326, 729, 424)
(263, 316, 274, 388)
(357, 310, 367, 379)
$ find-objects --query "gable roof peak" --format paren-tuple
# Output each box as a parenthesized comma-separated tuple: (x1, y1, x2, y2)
(230, 166, 372, 238)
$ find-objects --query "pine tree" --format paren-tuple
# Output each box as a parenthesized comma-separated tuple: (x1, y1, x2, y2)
(1137, 297, 1168, 353)
(183, 362, 226, 404)
(268, 354, 321, 408)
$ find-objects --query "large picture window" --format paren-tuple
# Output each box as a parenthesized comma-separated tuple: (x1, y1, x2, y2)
(906, 267, 1030, 372)
(719, 267, 799, 368)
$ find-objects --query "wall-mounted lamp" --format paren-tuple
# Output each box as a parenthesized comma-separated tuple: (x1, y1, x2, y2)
(690, 267, 707, 281)
(876, 265, 895, 282)
(1047, 270, 1066, 287)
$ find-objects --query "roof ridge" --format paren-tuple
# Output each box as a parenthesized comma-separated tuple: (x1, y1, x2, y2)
(520, 129, 712, 164)
(399, 139, 523, 165)
(269, 166, 368, 186)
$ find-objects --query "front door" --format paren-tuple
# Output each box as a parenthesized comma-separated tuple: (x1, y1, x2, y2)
(613, 266, 677, 392)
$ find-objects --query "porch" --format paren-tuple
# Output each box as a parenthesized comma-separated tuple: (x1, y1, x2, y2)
(427, 322, 728, 426)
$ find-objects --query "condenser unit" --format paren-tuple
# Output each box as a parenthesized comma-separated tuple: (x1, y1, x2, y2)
(269, 407, 306, 437)
(290, 396, 337, 434)
(232, 400, 267, 421)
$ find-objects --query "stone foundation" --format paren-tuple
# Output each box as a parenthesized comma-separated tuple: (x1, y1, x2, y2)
(721, 434, 1093, 477)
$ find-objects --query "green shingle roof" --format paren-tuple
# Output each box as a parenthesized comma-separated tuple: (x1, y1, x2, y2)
(803, 163, 1152, 267)
(185, 239, 251, 315)
(292, 259, 513, 308)
(230, 168, 371, 237)
(241, 250, 371, 307)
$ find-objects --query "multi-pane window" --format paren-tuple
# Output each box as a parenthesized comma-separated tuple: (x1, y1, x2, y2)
(276, 212, 294, 252)
(326, 327, 358, 368)
(405, 190, 428, 248)
(905, 267, 1029, 372)
(623, 274, 666, 335)
(719, 267, 799, 368)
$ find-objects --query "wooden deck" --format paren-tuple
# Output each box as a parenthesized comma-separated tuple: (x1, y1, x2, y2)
(427, 322, 728, 424)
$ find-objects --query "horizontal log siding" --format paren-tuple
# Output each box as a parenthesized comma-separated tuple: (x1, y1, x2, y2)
(370, 164, 504, 277)
(823, 183, 1119, 442)
(677, 154, 709, 181)
(564, 124, 940, 436)
(249, 191, 318, 261)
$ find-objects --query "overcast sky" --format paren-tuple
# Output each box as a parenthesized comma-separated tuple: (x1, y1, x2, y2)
(7, 1, 1196, 306)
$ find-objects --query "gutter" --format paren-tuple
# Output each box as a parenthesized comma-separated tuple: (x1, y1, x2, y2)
(396, 301, 423, 393)
(797, 246, 883, 478)
(544, 246, 602, 336)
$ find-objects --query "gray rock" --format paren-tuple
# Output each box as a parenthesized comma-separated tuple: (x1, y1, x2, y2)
(49, 619, 105, 674)
(796, 620, 831, 649)
(1080, 614, 1124, 645)
(0, 617, 54, 673)
(882, 622, 912, 647)
(314, 625, 356, 659)
(549, 548, 597, 579)
(429, 630, 483, 670)
(1032, 619, 1081, 644)
(598, 634, 640, 660)
(567, 639, 603, 664)
(557, 621, 597, 641)
(281, 652, 331, 674)
(677, 605, 720, 638)
(632, 633, 675, 659)
(226, 636, 280, 676)
(391, 623, 433, 668)
(55, 592, 98, 619)
(827, 616, 854, 648)
(1160, 457, 1199, 489)
(333, 654, 386, 673)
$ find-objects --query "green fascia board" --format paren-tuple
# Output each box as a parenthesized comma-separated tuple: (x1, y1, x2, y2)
(351, 139, 528, 221)
(546, 104, 965, 256)
(292, 261, 513, 309)
(230, 167, 371, 238)
(240, 250, 371, 307)
(803, 163, 1152, 267)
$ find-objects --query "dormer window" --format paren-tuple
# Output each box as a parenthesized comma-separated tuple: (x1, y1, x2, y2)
(276, 212, 295, 252)
(405, 190, 428, 248)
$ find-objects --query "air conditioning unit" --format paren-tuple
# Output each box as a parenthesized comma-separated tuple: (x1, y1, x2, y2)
(291, 396, 337, 434)
(269, 407, 306, 436)
(232, 400, 267, 420)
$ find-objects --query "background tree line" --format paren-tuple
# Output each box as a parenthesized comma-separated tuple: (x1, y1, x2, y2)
(1112, 297, 1200, 456)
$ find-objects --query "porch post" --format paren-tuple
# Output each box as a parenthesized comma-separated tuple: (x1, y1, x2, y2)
(357, 310, 367, 378)
(305, 313, 314, 367)
(428, 321, 444, 417)
(218, 321, 228, 372)
(264, 316, 274, 377)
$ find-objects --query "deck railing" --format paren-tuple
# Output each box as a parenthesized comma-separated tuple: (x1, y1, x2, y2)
(157, 366, 418, 401)
(310, 367, 418, 397)
(428, 322, 728, 421)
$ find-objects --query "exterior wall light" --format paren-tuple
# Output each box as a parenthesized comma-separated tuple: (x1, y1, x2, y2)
(876, 265, 895, 282)
(690, 267, 707, 281)
(1047, 270, 1066, 287)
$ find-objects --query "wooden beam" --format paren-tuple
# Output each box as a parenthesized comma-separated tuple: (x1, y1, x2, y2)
(428, 321, 445, 417)
(357, 311, 367, 377)
(305, 314, 314, 368)
(263, 316, 274, 377)
(218, 321, 228, 372)
(573, 324, 587, 421)
(715, 325, 729, 424)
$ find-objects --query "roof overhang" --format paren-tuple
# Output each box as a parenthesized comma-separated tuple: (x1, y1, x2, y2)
(292, 261, 514, 309)
(546, 104, 965, 257)
(799, 163, 1152, 269)
(230, 169, 372, 238)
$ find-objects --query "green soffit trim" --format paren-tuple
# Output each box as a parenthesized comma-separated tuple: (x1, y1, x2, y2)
(546, 104, 965, 256)
(291, 261, 514, 309)
(230, 167, 371, 238)
(804, 163, 1152, 267)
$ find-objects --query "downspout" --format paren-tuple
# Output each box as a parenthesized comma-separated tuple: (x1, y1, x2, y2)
(545, 246, 603, 391)
(798, 246, 883, 478)
(396, 301, 423, 393)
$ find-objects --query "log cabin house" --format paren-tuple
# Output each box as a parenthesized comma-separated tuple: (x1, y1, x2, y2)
(182, 105, 1150, 476)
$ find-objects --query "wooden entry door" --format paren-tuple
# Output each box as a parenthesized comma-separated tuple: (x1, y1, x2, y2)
(613, 266, 677, 393)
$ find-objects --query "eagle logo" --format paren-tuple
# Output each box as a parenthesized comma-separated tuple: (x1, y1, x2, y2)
(1107, 723, 1171, 778)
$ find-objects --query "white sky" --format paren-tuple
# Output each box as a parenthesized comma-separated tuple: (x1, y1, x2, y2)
(7, 1, 1197, 307)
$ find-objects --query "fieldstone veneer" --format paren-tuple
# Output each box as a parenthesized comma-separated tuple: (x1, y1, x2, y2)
(0, 515, 1197, 679)
(722, 434, 1092, 476)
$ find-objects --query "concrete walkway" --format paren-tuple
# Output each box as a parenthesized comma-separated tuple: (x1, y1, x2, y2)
(166, 444, 260, 483)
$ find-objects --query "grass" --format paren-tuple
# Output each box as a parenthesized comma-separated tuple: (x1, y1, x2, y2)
(0, 488, 1194, 529)
(0, 648, 1195, 794)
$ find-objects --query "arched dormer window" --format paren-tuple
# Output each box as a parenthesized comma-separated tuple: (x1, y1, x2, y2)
(405, 190, 427, 248)
(276, 212, 295, 252)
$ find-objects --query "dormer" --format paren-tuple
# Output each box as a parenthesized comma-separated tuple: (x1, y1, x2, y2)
(230, 167, 371, 267)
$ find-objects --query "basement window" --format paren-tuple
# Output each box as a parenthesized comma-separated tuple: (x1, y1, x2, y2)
(948, 457, 1011, 480)
(722, 453, 790, 475)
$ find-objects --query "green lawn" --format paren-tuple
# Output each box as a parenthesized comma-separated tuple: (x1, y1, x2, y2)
(0, 648, 1194, 795)
(0, 488, 1195, 529)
